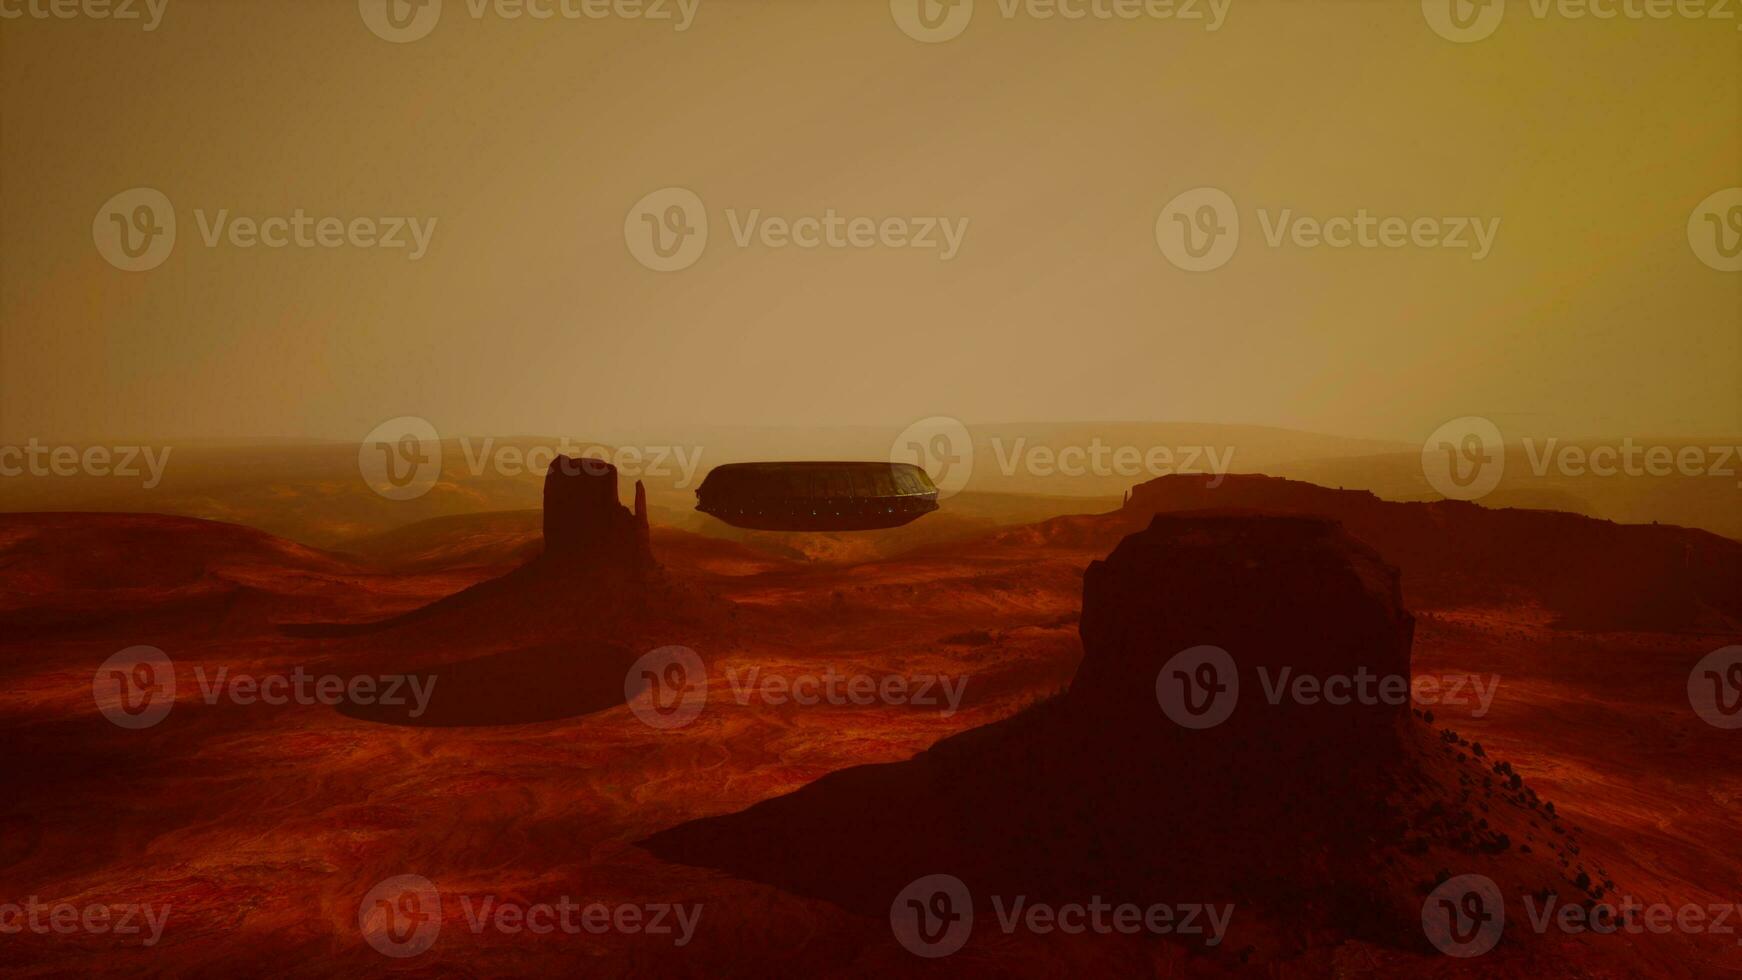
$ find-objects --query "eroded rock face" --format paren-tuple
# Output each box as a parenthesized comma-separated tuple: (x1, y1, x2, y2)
(1072, 511, 1414, 759)
(642, 512, 1597, 958)
(1120, 473, 1742, 631)
(541, 455, 653, 572)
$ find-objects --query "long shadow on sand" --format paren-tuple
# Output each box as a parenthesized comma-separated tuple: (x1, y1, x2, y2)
(336, 640, 639, 727)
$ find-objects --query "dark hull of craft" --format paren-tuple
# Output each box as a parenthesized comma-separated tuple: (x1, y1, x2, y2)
(698, 496, 939, 532)
(695, 461, 942, 532)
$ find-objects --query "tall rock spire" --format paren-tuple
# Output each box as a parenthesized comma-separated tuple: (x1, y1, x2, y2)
(540, 455, 655, 572)
(634, 479, 651, 550)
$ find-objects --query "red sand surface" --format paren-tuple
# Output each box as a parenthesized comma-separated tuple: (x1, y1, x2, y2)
(1, 497, 1739, 976)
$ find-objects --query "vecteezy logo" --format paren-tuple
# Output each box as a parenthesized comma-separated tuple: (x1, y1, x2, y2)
(625, 645, 708, 730)
(625, 187, 708, 272)
(359, 0, 443, 43)
(1155, 187, 1239, 272)
(1689, 645, 1742, 730)
(890, 415, 974, 500)
(890, 0, 973, 42)
(1421, 0, 1505, 43)
(359, 874, 442, 958)
(890, 874, 973, 957)
(1688, 188, 1742, 273)
(93, 646, 176, 729)
(359, 416, 443, 501)
(93, 188, 176, 272)
(1421, 416, 1505, 501)
(1156, 645, 1238, 729)
(1421, 873, 1504, 957)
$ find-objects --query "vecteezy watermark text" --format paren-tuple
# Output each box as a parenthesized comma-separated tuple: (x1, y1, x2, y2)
(1689, 188, 1742, 271)
(1689, 646, 1742, 729)
(1156, 187, 1500, 271)
(454, 436, 702, 487)
(889, 874, 1232, 957)
(94, 188, 436, 272)
(360, 0, 700, 43)
(94, 647, 438, 729)
(192, 209, 436, 259)
(625, 187, 968, 272)
(1421, 416, 1742, 502)
(989, 435, 1234, 486)
(0, 899, 170, 946)
(457, 895, 701, 944)
(0, 0, 167, 29)
(621, 648, 968, 731)
(358, 416, 705, 501)
(724, 666, 969, 716)
(890, 0, 1230, 43)
(1156, 646, 1501, 729)
(190, 666, 437, 718)
(1423, 872, 1742, 957)
(888, 415, 1239, 501)
(0, 439, 172, 488)
(1423, 0, 1742, 44)
(359, 874, 701, 958)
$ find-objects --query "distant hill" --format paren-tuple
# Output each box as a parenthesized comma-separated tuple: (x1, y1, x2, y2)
(1276, 441, 1742, 542)
(4, 427, 1735, 558)
(0, 422, 1371, 546)
(981, 474, 1742, 632)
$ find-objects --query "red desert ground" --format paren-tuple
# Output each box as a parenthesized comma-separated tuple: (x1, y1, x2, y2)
(2, 430, 1740, 977)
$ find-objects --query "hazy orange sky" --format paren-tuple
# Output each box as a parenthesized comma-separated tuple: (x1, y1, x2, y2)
(2, 0, 1737, 446)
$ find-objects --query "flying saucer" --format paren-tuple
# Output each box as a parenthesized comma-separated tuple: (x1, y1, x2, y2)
(695, 461, 940, 532)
